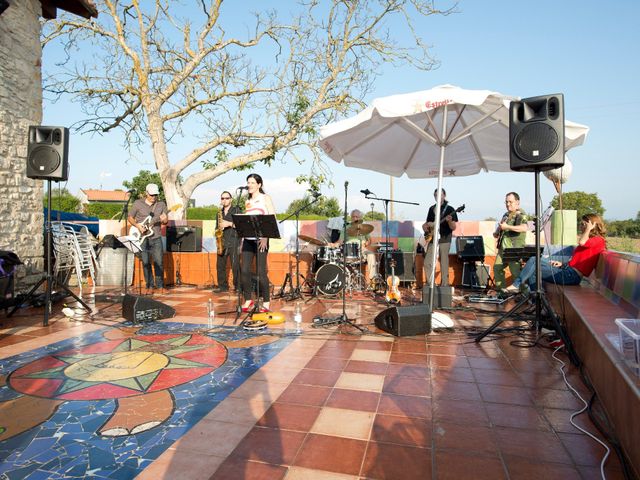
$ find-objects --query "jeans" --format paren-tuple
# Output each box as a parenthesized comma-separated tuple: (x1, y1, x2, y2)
(512, 256, 582, 290)
(216, 243, 239, 289)
(141, 237, 164, 288)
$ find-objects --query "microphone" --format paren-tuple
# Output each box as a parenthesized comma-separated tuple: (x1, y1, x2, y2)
(237, 186, 249, 190)
(311, 190, 321, 198)
(345, 181, 349, 187)
(360, 189, 371, 196)
(127, 189, 136, 194)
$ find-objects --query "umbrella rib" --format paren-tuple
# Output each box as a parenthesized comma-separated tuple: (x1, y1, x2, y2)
(399, 117, 439, 145)
(448, 105, 505, 144)
(457, 113, 491, 172)
(424, 111, 443, 144)
(443, 104, 466, 144)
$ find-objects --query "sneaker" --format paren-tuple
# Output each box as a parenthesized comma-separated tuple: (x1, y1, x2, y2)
(241, 300, 254, 313)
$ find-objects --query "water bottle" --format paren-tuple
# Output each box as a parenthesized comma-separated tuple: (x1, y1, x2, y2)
(207, 298, 214, 327)
(294, 301, 302, 332)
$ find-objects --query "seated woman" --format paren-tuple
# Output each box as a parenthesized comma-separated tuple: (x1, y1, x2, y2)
(505, 213, 606, 292)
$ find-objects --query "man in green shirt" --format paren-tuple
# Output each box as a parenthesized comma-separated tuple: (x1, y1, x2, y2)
(493, 192, 529, 289)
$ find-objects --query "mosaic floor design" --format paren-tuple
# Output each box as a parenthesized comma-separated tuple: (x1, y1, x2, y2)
(0, 321, 293, 479)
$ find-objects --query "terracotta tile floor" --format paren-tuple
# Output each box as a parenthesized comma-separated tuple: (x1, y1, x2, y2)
(0, 285, 629, 479)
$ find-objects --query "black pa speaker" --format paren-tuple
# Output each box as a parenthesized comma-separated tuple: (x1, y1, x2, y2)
(374, 304, 431, 337)
(166, 226, 202, 252)
(26, 126, 69, 181)
(456, 236, 485, 261)
(122, 294, 176, 323)
(509, 94, 565, 172)
(379, 251, 405, 277)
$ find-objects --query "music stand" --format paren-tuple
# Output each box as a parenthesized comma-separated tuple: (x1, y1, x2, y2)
(232, 214, 280, 324)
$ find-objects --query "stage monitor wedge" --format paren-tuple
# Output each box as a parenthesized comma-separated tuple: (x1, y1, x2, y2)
(26, 126, 69, 181)
(122, 294, 176, 323)
(509, 94, 564, 172)
(374, 304, 431, 337)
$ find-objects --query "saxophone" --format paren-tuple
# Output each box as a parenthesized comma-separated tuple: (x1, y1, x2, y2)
(216, 206, 224, 255)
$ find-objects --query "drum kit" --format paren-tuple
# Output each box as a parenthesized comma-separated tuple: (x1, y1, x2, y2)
(298, 220, 378, 296)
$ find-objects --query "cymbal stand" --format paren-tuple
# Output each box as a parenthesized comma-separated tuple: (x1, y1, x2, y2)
(277, 193, 322, 301)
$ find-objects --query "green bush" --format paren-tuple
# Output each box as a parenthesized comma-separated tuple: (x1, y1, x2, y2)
(84, 202, 126, 220)
(186, 206, 217, 220)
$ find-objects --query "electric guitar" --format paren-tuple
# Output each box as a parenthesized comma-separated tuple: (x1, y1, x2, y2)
(128, 203, 182, 249)
(385, 259, 401, 304)
(424, 204, 465, 244)
(495, 210, 520, 249)
(129, 213, 155, 244)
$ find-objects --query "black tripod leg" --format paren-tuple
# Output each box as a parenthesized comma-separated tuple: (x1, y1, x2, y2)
(474, 293, 531, 342)
(7, 276, 46, 317)
(54, 281, 92, 313)
(538, 293, 580, 366)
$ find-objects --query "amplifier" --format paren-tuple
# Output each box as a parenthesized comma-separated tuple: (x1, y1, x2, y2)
(166, 226, 202, 252)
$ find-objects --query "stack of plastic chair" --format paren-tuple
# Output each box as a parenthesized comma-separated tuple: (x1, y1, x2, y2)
(51, 222, 98, 297)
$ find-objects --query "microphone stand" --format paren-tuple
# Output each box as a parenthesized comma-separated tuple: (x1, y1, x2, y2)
(364, 192, 419, 299)
(276, 193, 322, 301)
(313, 182, 365, 332)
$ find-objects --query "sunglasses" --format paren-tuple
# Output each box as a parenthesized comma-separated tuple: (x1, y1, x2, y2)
(221, 197, 231, 200)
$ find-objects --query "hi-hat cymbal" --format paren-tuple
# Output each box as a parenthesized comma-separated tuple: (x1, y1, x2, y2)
(346, 223, 374, 236)
(298, 234, 326, 246)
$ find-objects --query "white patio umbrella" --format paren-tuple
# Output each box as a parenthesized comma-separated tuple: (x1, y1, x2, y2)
(318, 84, 589, 308)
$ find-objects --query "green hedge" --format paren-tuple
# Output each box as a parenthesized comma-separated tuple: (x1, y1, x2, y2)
(84, 202, 126, 220)
(186, 206, 218, 220)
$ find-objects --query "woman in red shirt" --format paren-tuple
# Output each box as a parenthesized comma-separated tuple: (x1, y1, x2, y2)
(505, 214, 606, 292)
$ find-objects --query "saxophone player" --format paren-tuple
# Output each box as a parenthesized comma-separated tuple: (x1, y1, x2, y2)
(213, 191, 240, 292)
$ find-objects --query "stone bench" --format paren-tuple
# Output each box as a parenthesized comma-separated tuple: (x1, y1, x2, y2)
(545, 250, 640, 477)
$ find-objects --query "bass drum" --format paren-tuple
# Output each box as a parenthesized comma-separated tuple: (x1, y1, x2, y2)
(315, 263, 348, 296)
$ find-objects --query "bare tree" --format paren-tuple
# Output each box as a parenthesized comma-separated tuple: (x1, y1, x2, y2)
(42, 0, 454, 218)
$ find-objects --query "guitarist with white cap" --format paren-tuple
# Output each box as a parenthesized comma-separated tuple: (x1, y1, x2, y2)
(128, 183, 168, 294)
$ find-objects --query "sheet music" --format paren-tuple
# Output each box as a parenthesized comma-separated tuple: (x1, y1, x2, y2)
(117, 235, 143, 253)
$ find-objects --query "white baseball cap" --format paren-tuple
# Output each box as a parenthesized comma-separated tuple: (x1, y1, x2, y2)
(145, 183, 159, 195)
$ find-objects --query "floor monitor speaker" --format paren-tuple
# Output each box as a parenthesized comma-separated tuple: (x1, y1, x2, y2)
(122, 294, 176, 323)
(510, 94, 565, 172)
(374, 304, 431, 337)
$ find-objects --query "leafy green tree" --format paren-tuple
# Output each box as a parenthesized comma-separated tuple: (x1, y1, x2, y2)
(43, 187, 81, 212)
(364, 211, 385, 221)
(122, 171, 164, 202)
(285, 196, 341, 218)
(551, 191, 605, 226)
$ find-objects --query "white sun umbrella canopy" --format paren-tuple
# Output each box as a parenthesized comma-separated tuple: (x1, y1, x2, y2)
(318, 84, 589, 307)
(319, 84, 588, 178)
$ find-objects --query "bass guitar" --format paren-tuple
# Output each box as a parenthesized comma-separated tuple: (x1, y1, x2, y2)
(385, 259, 401, 304)
(424, 204, 465, 244)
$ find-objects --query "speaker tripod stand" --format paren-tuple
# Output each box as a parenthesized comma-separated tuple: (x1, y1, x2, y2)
(8, 179, 91, 325)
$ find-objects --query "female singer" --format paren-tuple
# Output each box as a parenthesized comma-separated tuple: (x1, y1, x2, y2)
(241, 173, 277, 312)
(505, 213, 606, 292)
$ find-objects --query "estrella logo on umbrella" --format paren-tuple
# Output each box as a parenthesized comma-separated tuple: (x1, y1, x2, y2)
(424, 99, 453, 109)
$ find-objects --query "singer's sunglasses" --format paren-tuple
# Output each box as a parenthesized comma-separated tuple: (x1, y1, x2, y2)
(220, 196, 231, 200)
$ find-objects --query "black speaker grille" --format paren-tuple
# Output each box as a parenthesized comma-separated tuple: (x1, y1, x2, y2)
(514, 123, 559, 162)
(28, 146, 61, 175)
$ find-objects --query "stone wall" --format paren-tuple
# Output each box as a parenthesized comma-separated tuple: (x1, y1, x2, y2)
(0, 0, 44, 282)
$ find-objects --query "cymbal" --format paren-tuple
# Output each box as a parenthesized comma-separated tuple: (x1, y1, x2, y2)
(298, 234, 326, 246)
(346, 223, 374, 236)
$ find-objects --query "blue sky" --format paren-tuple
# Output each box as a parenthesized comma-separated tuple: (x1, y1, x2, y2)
(42, 0, 640, 221)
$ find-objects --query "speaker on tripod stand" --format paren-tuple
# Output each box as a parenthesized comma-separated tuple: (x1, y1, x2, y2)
(8, 126, 91, 326)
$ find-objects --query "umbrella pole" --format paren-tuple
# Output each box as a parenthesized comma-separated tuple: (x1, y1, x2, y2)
(427, 105, 448, 311)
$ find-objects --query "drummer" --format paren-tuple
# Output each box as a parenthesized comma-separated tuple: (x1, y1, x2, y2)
(330, 209, 378, 282)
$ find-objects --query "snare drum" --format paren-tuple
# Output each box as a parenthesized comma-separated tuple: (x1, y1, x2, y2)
(344, 243, 361, 262)
(317, 246, 339, 263)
